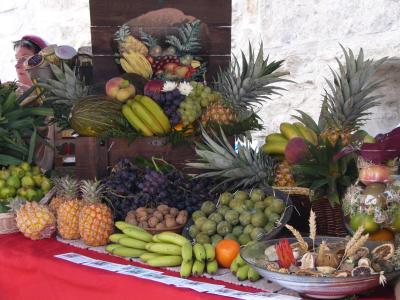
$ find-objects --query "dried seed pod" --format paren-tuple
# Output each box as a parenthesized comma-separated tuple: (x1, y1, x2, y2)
(300, 252, 315, 270)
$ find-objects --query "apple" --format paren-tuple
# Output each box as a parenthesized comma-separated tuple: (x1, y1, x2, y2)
(163, 62, 179, 73)
(174, 66, 190, 78)
(105, 77, 136, 102)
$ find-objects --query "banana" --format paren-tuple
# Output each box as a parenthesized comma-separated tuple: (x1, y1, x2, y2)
(109, 233, 128, 243)
(180, 260, 193, 278)
(152, 234, 162, 243)
(230, 256, 240, 274)
(181, 242, 193, 262)
(147, 255, 182, 267)
(280, 122, 302, 140)
(114, 221, 147, 232)
(120, 58, 134, 73)
(123, 52, 152, 79)
(248, 267, 261, 282)
(112, 246, 146, 258)
(131, 101, 165, 135)
(105, 243, 124, 253)
(140, 252, 164, 262)
(157, 232, 190, 247)
(193, 243, 206, 262)
(137, 96, 171, 133)
(204, 244, 215, 262)
(265, 133, 288, 144)
(122, 227, 153, 242)
(192, 260, 205, 276)
(236, 264, 250, 281)
(122, 104, 154, 136)
(261, 141, 287, 155)
(304, 127, 318, 145)
(147, 243, 182, 256)
(206, 260, 218, 275)
(293, 122, 316, 144)
(119, 237, 148, 250)
(235, 254, 246, 267)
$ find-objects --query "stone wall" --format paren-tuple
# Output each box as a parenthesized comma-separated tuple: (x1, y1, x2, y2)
(1, 0, 399, 140)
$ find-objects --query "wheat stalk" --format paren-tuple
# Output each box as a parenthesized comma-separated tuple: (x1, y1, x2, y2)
(309, 210, 316, 251)
(347, 234, 369, 258)
(345, 225, 365, 255)
(285, 224, 308, 251)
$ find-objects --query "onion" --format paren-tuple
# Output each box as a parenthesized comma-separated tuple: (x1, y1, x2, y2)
(359, 165, 390, 185)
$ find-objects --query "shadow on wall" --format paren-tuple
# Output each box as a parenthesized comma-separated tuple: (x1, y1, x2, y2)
(365, 58, 400, 136)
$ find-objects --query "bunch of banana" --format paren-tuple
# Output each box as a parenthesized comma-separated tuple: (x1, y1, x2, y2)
(180, 243, 218, 278)
(122, 95, 171, 136)
(120, 51, 153, 79)
(230, 254, 261, 282)
(262, 122, 318, 155)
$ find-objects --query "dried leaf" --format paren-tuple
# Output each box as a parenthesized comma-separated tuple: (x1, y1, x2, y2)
(309, 210, 316, 248)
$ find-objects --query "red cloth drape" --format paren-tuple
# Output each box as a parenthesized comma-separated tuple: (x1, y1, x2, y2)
(0, 233, 395, 300)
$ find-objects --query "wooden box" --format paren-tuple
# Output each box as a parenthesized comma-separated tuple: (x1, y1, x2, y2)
(89, 0, 232, 85)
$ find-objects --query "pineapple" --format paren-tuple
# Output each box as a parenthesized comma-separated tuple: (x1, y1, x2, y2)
(79, 180, 113, 246)
(16, 202, 56, 240)
(56, 177, 81, 240)
(201, 102, 237, 125)
(274, 160, 295, 187)
(48, 177, 62, 216)
(295, 46, 386, 146)
(203, 43, 290, 125)
(187, 128, 275, 190)
(49, 176, 79, 217)
(115, 24, 148, 55)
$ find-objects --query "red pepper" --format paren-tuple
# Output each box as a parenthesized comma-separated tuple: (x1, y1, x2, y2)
(275, 239, 296, 269)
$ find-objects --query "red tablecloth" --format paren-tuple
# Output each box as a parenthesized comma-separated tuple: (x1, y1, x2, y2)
(0, 233, 396, 300)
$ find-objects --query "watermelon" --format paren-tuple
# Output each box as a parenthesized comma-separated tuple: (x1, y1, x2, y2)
(69, 96, 122, 137)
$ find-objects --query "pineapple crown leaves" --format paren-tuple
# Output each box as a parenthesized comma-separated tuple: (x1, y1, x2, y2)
(38, 63, 88, 105)
(114, 24, 131, 42)
(57, 175, 80, 199)
(80, 179, 106, 203)
(139, 28, 159, 49)
(165, 19, 202, 54)
(215, 42, 291, 113)
(187, 127, 275, 191)
(323, 44, 387, 130)
(6, 197, 26, 212)
(293, 139, 358, 206)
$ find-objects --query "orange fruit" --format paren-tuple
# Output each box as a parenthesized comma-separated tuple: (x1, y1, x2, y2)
(215, 239, 241, 268)
(368, 228, 395, 241)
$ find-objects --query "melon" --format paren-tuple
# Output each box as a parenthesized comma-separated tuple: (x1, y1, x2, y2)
(69, 96, 123, 137)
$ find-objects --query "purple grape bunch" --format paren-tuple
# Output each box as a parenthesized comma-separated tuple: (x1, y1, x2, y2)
(138, 168, 168, 195)
(147, 88, 185, 126)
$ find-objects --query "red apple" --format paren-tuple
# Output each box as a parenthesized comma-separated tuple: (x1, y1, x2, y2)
(105, 77, 136, 102)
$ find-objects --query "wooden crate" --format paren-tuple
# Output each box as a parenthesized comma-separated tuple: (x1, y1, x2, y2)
(89, 0, 232, 85)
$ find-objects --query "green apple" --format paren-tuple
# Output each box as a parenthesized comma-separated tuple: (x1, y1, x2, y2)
(6, 176, 21, 189)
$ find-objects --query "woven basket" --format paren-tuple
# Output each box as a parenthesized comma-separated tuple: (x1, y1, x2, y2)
(0, 213, 18, 234)
(273, 186, 310, 196)
(311, 198, 347, 236)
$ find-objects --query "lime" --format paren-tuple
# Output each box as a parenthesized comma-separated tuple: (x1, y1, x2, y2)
(20, 162, 31, 172)
(21, 176, 35, 188)
(270, 198, 285, 214)
(33, 175, 43, 186)
(25, 188, 37, 201)
(0, 170, 10, 180)
(219, 192, 233, 206)
(263, 196, 275, 207)
(6, 176, 21, 189)
(233, 191, 248, 202)
(11, 167, 24, 178)
(250, 189, 265, 202)
(41, 178, 52, 192)
(18, 187, 28, 198)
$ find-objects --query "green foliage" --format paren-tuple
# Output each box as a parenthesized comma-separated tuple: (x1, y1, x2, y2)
(293, 139, 358, 206)
(0, 84, 53, 166)
(165, 19, 202, 54)
(139, 27, 158, 49)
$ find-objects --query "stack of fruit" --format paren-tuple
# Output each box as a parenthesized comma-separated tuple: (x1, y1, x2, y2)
(188, 190, 285, 246)
(13, 177, 114, 246)
(261, 122, 317, 187)
(0, 163, 52, 210)
(343, 164, 400, 240)
(230, 253, 261, 282)
(125, 205, 188, 231)
(103, 159, 217, 221)
(114, 21, 204, 81)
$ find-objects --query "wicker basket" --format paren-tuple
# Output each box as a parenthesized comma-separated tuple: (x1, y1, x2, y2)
(272, 186, 310, 196)
(141, 223, 186, 235)
(0, 213, 18, 234)
(311, 198, 348, 236)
